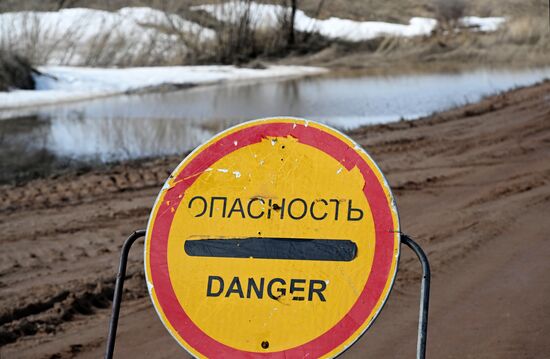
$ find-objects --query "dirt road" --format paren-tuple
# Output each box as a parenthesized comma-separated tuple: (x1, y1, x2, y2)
(1, 81, 549, 358)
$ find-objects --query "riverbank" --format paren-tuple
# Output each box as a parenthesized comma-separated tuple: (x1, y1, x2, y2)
(0, 65, 326, 110)
(279, 14, 549, 74)
(1, 80, 549, 358)
(2, 67, 549, 186)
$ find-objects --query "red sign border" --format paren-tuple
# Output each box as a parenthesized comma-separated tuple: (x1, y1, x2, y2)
(146, 119, 399, 357)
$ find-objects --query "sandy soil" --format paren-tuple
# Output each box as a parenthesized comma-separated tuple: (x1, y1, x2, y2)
(0, 81, 549, 358)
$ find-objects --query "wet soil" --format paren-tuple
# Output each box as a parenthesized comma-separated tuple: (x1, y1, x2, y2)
(1, 81, 549, 358)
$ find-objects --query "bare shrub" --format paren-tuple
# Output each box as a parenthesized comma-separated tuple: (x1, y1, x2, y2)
(0, 11, 88, 65)
(435, 0, 467, 25)
(501, 16, 548, 47)
(0, 8, 196, 67)
(0, 51, 36, 91)
(78, 13, 193, 67)
(196, 0, 326, 65)
(210, 1, 259, 64)
(0, 2, 326, 67)
(159, 13, 206, 64)
(78, 20, 164, 67)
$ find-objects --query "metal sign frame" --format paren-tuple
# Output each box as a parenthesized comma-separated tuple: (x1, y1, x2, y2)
(104, 231, 430, 359)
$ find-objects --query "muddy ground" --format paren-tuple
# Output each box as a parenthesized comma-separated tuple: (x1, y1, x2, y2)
(1, 81, 549, 358)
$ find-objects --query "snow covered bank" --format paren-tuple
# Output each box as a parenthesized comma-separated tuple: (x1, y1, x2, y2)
(193, 1, 506, 42)
(0, 4, 507, 67)
(0, 65, 326, 110)
(193, 2, 436, 41)
(0, 7, 214, 66)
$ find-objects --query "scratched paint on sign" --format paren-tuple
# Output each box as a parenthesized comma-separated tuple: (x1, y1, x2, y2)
(145, 118, 400, 358)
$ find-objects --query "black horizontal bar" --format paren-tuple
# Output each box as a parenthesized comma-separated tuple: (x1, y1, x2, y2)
(184, 237, 357, 262)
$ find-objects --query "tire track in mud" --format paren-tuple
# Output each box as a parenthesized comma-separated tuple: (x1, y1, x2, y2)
(0, 160, 177, 213)
(0, 270, 147, 347)
(1, 81, 549, 358)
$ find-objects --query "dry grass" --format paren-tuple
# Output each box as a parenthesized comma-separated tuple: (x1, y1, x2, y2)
(276, 0, 549, 72)
(503, 16, 548, 46)
(171, 0, 327, 65)
(281, 10, 549, 74)
(0, 0, 547, 70)
(0, 1, 327, 67)
(0, 10, 213, 67)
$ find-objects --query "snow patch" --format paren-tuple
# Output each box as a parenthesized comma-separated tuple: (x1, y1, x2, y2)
(0, 4, 506, 68)
(0, 7, 215, 66)
(460, 16, 506, 32)
(0, 65, 326, 110)
(193, 1, 504, 41)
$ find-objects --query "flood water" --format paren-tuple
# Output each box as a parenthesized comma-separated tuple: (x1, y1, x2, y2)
(1, 67, 550, 183)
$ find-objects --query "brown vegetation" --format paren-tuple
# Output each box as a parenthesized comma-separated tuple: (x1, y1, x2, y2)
(0, 0, 547, 70)
(281, 10, 549, 74)
(0, 1, 326, 67)
(434, 0, 467, 24)
(0, 51, 36, 91)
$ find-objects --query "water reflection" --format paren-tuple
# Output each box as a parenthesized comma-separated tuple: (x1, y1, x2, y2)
(0, 115, 62, 183)
(47, 112, 213, 162)
(2, 67, 550, 176)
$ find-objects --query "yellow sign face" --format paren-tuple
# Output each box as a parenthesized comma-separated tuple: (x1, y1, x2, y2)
(145, 118, 399, 358)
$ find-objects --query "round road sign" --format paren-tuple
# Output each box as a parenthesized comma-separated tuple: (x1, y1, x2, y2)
(145, 118, 400, 358)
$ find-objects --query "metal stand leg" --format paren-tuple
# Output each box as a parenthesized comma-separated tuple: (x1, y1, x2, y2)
(401, 234, 431, 359)
(103, 230, 428, 359)
(105, 229, 146, 359)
